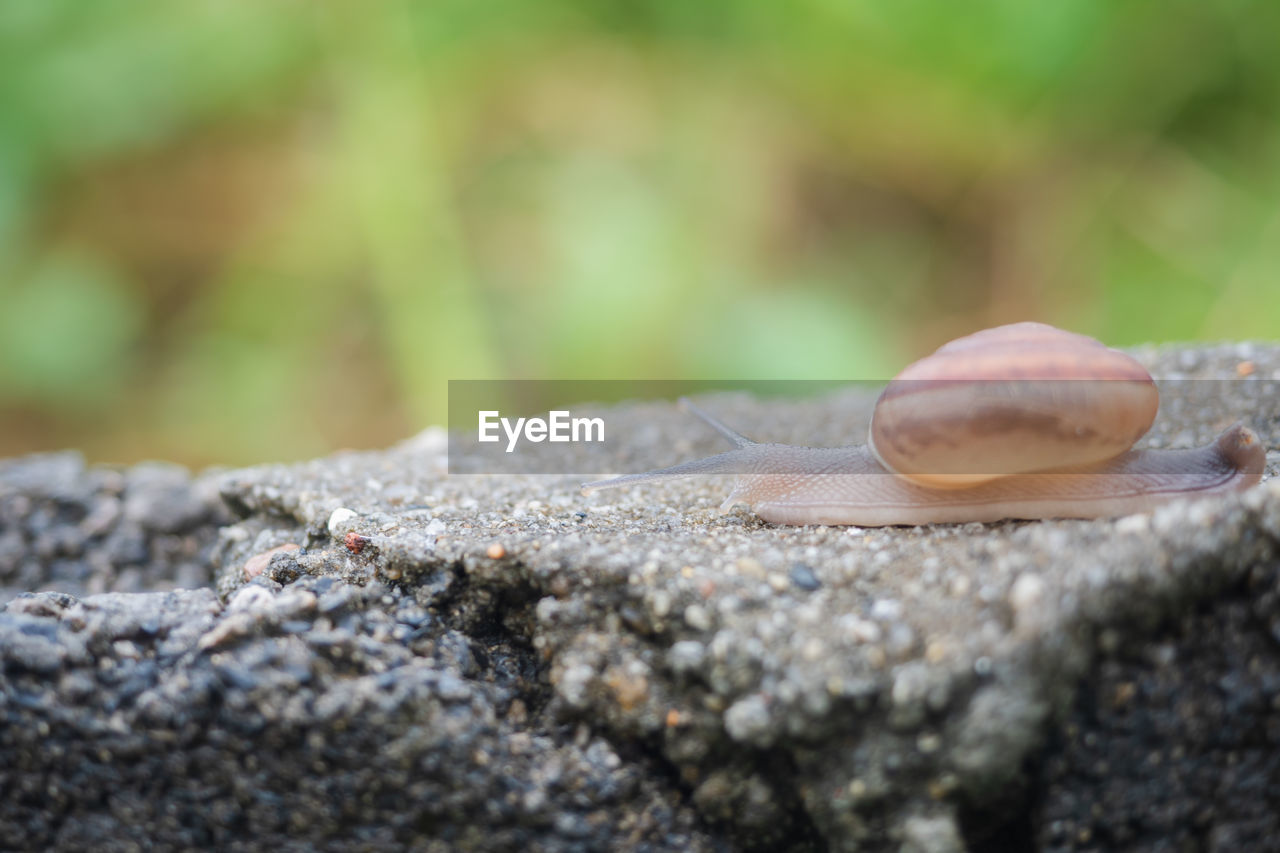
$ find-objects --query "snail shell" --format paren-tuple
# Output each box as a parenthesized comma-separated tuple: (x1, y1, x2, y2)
(868, 322, 1159, 487)
(581, 322, 1264, 526)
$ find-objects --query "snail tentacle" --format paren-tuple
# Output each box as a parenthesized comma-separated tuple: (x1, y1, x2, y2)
(580, 397, 760, 494)
(677, 397, 757, 448)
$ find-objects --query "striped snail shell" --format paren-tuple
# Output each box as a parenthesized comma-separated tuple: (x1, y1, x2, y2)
(868, 322, 1160, 488)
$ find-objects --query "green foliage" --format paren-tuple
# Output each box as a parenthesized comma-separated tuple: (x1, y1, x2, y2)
(1, 0, 1278, 463)
(0, 253, 142, 407)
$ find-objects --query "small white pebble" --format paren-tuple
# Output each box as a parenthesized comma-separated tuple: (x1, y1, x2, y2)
(840, 615, 882, 644)
(891, 663, 929, 707)
(802, 638, 825, 661)
(870, 599, 903, 621)
(724, 694, 771, 744)
(557, 664, 595, 708)
(668, 640, 705, 672)
(229, 585, 274, 613)
(327, 507, 358, 536)
(1009, 573, 1049, 632)
(1187, 502, 1215, 527)
(1114, 513, 1150, 534)
(683, 604, 712, 631)
(917, 733, 942, 754)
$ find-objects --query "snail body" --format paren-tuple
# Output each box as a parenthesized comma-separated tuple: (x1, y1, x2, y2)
(582, 323, 1264, 526)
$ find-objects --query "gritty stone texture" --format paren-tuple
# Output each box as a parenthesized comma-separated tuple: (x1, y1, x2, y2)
(1035, 561, 1280, 852)
(1, 581, 710, 852)
(1, 341, 1279, 851)
(0, 452, 231, 603)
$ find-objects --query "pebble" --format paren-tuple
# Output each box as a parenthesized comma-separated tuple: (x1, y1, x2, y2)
(683, 604, 712, 632)
(789, 563, 821, 591)
(668, 640, 706, 673)
(723, 694, 771, 744)
(1009, 573, 1049, 632)
(870, 599, 903, 621)
(228, 585, 274, 613)
(326, 507, 357, 536)
(840, 615, 882, 644)
(243, 544, 301, 579)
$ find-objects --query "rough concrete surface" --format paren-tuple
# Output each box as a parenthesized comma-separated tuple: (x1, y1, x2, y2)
(2, 342, 1280, 851)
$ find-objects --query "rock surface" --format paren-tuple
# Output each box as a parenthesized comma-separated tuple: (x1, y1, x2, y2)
(0, 452, 230, 603)
(2, 342, 1279, 851)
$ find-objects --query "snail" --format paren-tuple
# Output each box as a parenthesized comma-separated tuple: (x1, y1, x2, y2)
(581, 323, 1264, 526)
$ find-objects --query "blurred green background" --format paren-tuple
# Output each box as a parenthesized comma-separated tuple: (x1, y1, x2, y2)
(2, 1, 1278, 466)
